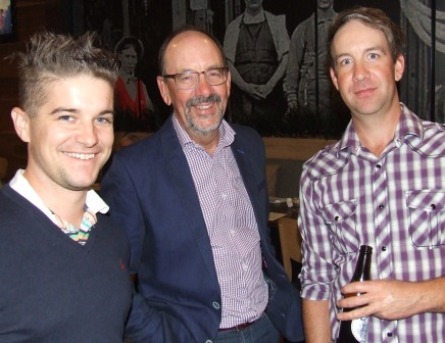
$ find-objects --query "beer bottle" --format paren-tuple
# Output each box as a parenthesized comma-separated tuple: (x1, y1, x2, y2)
(337, 245, 373, 342)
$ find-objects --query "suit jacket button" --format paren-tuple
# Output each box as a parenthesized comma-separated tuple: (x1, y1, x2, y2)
(212, 301, 220, 309)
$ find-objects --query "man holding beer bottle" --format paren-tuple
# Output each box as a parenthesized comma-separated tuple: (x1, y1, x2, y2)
(298, 6, 445, 342)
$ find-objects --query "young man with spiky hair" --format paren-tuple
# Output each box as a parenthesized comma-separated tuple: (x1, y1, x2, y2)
(0, 32, 132, 342)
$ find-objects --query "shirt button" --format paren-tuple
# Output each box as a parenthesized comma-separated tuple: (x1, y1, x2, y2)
(378, 204, 385, 210)
(387, 332, 393, 337)
(376, 164, 382, 169)
(212, 301, 220, 310)
(381, 246, 387, 251)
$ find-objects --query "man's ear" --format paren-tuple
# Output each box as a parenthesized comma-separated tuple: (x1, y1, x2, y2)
(156, 76, 172, 106)
(394, 54, 405, 82)
(11, 107, 31, 143)
(330, 67, 339, 91)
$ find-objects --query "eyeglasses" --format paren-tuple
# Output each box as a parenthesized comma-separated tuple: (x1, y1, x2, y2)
(163, 67, 228, 90)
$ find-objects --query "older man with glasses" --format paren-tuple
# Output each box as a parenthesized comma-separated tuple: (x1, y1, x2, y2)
(101, 27, 304, 343)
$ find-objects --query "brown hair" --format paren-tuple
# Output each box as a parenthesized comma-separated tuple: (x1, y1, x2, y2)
(10, 31, 118, 115)
(327, 6, 405, 67)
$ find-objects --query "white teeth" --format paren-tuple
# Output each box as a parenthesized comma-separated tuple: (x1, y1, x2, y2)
(196, 103, 212, 110)
(64, 152, 95, 160)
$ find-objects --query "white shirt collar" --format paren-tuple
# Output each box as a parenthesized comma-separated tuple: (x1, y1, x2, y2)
(9, 169, 109, 219)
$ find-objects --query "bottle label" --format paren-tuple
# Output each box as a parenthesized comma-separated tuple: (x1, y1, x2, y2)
(351, 317, 368, 342)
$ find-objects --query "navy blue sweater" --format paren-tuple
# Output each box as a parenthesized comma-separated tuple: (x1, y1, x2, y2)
(0, 185, 132, 343)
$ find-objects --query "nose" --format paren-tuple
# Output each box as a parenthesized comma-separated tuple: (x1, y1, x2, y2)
(194, 72, 212, 96)
(76, 121, 99, 147)
(352, 61, 369, 82)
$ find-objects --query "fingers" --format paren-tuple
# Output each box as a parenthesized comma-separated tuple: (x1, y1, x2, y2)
(337, 304, 372, 321)
(338, 293, 369, 309)
(341, 280, 371, 295)
(337, 280, 416, 321)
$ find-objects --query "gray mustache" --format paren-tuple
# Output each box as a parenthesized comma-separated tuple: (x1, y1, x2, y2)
(187, 94, 222, 107)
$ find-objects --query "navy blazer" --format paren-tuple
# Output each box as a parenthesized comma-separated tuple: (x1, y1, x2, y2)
(101, 117, 303, 342)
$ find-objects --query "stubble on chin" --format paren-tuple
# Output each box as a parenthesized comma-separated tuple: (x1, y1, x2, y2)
(185, 95, 225, 136)
(185, 107, 223, 136)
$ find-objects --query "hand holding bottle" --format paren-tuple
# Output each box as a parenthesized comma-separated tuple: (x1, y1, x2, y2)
(337, 245, 372, 342)
(337, 279, 427, 321)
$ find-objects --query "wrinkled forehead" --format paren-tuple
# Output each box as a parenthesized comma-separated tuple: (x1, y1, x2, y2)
(333, 19, 387, 45)
(330, 19, 391, 62)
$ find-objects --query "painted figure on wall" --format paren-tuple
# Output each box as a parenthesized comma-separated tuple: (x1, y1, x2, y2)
(223, 0, 289, 136)
(284, 0, 348, 137)
(77, 0, 445, 138)
(188, 0, 214, 34)
(114, 35, 155, 132)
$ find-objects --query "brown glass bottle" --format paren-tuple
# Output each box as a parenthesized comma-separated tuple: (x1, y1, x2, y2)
(337, 245, 373, 343)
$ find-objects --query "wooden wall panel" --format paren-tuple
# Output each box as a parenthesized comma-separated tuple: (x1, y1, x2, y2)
(263, 137, 337, 161)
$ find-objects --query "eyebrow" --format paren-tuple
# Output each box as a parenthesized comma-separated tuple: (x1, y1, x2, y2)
(50, 108, 78, 115)
(335, 45, 388, 61)
(175, 65, 225, 73)
(50, 108, 114, 116)
(365, 45, 388, 54)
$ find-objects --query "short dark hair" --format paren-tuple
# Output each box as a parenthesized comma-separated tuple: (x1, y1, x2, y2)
(327, 6, 405, 67)
(10, 31, 118, 115)
(157, 25, 227, 76)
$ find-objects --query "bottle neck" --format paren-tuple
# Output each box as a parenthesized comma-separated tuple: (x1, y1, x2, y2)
(351, 245, 372, 282)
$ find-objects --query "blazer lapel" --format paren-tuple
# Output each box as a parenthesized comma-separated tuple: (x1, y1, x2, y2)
(160, 118, 219, 283)
(231, 136, 269, 245)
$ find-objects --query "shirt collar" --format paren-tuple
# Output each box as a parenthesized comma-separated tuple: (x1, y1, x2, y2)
(333, 103, 423, 156)
(172, 115, 235, 152)
(9, 169, 109, 215)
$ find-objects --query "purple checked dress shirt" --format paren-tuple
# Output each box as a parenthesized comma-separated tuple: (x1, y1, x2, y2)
(299, 103, 445, 342)
(172, 116, 268, 329)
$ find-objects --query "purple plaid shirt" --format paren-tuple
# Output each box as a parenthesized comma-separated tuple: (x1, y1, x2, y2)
(299, 103, 445, 342)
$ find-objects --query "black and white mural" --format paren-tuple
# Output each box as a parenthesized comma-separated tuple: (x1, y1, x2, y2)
(71, 0, 445, 138)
